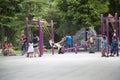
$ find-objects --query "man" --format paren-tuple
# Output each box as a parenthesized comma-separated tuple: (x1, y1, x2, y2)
(32, 34, 39, 57)
(65, 34, 72, 48)
(20, 35, 27, 55)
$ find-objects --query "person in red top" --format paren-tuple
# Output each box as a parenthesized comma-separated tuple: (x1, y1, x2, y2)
(8, 43, 15, 55)
(20, 35, 27, 55)
(2, 41, 9, 56)
(2, 41, 8, 51)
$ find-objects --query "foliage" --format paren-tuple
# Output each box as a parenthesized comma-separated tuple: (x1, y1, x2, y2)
(0, 0, 120, 48)
(109, 0, 120, 15)
(56, 0, 109, 27)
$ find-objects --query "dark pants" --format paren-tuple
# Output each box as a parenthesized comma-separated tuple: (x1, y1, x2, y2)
(110, 46, 117, 55)
(21, 43, 27, 55)
(58, 47, 64, 54)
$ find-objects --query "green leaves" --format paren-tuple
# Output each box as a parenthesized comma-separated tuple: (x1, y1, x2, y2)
(57, 0, 109, 27)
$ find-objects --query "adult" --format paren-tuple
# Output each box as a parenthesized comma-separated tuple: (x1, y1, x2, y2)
(32, 34, 39, 57)
(2, 41, 9, 56)
(20, 35, 27, 55)
(8, 42, 16, 56)
(65, 34, 72, 48)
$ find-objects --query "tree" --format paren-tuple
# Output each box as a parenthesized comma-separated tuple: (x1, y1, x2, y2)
(55, 0, 109, 35)
(109, 0, 120, 15)
(0, 0, 22, 48)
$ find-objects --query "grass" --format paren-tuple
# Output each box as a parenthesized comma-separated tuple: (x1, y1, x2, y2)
(0, 48, 59, 56)
(14, 50, 21, 54)
(0, 53, 3, 56)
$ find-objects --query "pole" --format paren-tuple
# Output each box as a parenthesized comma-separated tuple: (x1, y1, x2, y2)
(38, 18, 43, 57)
(26, 17, 29, 57)
(115, 13, 119, 56)
(26, 18, 29, 49)
(51, 20, 54, 55)
(106, 18, 109, 54)
(85, 28, 87, 51)
(119, 17, 120, 40)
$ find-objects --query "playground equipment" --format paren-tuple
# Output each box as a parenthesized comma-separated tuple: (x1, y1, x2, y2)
(73, 27, 97, 44)
(55, 27, 101, 54)
(72, 27, 99, 51)
(101, 13, 120, 56)
(26, 17, 54, 57)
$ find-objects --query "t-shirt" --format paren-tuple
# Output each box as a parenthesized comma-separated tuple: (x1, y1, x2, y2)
(89, 37, 93, 43)
(32, 37, 39, 47)
(32, 37, 39, 44)
(65, 36, 72, 45)
(103, 40, 108, 49)
(112, 39, 118, 47)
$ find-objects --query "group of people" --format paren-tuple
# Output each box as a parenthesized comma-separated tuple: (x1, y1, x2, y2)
(19, 31, 120, 57)
(20, 34, 39, 58)
(49, 34, 73, 54)
(101, 35, 119, 57)
(2, 42, 16, 56)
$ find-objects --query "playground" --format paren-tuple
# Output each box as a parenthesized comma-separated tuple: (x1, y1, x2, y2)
(0, 52, 120, 80)
(1, 1, 120, 80)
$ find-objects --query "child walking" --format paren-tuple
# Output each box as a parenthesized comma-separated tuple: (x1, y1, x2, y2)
(101, 36, 109, 57)
(27, 41, 34, 58)
(110, 36, 118, 56)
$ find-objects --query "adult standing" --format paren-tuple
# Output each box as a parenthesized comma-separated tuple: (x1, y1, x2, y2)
(32, 34, 39, 57)
(65, 34, 72, 48)
(20, 35, 27, 55)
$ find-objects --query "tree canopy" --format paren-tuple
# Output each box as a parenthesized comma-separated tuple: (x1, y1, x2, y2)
(0, 0, 120, 48)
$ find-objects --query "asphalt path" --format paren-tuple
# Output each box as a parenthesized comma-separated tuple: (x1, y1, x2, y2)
(0, 52, 120, 80)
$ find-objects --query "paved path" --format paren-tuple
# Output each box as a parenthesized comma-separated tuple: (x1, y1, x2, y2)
(0, 52, 120, 80)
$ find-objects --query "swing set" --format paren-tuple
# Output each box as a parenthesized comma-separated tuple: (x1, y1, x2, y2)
(25, 17, 54, 57)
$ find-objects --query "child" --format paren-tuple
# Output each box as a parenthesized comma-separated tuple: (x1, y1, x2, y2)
(49, 38, 64, 54)
(110, 36, 118, 56)
(27, 41, 34, 58)
(101, 36, 109, 57)
(80, 38, 86, 47)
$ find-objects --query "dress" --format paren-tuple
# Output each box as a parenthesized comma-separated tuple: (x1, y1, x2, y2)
(27, 43, 34, 53)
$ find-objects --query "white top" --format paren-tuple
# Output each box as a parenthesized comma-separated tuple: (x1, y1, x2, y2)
(27, 43, 34, 53)
(49, 40, 62, 50)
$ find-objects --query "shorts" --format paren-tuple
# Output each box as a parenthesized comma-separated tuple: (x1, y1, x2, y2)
(34, 47, 39, 53)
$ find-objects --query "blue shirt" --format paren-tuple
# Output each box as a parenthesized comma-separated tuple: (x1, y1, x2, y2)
(65, 36, 72, 45)
(112, 39, 118, 47)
